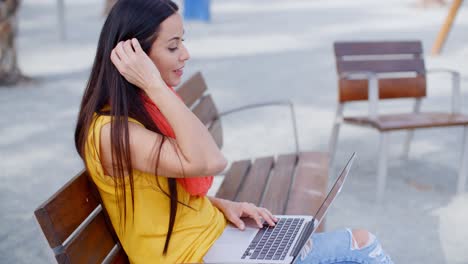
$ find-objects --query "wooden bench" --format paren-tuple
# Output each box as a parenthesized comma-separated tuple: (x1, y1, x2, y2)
(34, 72, 329, 263)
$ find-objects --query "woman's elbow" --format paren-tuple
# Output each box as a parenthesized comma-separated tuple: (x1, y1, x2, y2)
(184, 155, 227, 177)
(217, 156, 228, 172)
(206, 155, 228, 175)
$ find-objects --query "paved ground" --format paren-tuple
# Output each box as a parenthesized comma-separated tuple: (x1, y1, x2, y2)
(1, 0, 468, 263)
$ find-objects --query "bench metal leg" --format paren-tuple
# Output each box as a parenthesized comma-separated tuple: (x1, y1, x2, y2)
(402, 130, 414, 160)
(402, 99, 422, 160)
(457, 125, 468, 193)
(329, 122, 341, 168)
(377, 132, 389, 202)
(329, 105, 344, 171)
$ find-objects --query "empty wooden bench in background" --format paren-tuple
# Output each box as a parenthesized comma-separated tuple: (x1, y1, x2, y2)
(35, 72, 329, 263)
(329, 40, 468, 202)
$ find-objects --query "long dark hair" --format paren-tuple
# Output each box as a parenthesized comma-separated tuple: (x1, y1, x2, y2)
(74, 0, 181, 255)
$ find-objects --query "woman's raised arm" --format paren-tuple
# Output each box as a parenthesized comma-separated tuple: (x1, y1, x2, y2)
(101, 39, 227, 178)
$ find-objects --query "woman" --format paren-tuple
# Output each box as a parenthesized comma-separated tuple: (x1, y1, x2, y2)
(74, 0, 393, 263)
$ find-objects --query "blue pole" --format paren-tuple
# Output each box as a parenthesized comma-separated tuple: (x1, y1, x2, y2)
(184, 0, 211, 22)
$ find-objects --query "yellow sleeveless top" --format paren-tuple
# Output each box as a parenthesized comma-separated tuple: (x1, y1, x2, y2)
(84, 114, 227, 264)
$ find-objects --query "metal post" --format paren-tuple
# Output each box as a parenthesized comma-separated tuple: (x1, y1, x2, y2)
(402, 99, 422, 159)
(377, 133, 389, 203)
(329, 104, 344, 170)
(288, 102, 300, 155)
(368, 74, 379, 120)
(457, 125, 468, 193)
(451, 71, 461, 114)
(57, 0, 66, 40)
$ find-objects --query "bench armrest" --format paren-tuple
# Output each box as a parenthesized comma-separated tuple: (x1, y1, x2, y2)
(425, 68, 462, 114)
(217, 100, 300, 155)
(339, 71, 380, 120)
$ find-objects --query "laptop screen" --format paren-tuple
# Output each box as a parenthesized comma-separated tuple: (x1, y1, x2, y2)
(312, 152, 355, 229)
(291, 153, 356, 262)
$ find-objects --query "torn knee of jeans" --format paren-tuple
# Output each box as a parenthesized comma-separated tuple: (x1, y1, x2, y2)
(350, 230, 376, 250)
(349, 230, 391, 262)
(368, 242, 383, 258)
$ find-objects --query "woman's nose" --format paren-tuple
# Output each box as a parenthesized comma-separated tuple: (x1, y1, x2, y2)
(180, 44, 190, 61)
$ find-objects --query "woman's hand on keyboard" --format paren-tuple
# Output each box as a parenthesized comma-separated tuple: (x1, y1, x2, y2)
(214, 199, 278, 230)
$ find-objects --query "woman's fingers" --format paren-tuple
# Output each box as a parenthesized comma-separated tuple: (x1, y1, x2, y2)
(110, 49, 124, 72)
(122, 40, 134, 57)
(242, 203, 263, 228)
(239, 203, 279, 228)
(223, 202, 278, 230)
(109, 39, 160, 91)
(262, 207, 278, 223)
(131, 38, 144, 54)
(114, 41, 130, 62)
(230, 214, 246, 230)
(222, 201, 247, 230)
(258, 208, 276, 227)
(113, 39, 142, 63)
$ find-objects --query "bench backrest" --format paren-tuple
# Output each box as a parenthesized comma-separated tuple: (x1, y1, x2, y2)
(35, 72, 220, 263)
(177, 72, 223, 148)
(34, 171, 128, 264)
(334, 41, 427, 103)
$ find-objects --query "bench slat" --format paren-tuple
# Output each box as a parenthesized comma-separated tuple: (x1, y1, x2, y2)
(63, 212, 117, 264)
(336, 59, 425, 74)
(334, 41, 423, 57)
(285, 152, 328, 215)
(339, 76, 426, 102)
(192, 95, 219, 125)
(100, 243, 132, 264)
(34, 171, 99, 248)
(109, 248, 130, 264)
(209, 119, 223, 148)
(216, 160, 251, 200)
(235, 157, 274, 204)
(176, 72, 207, 107)
(286, 152, 328, 232)
(261, 154, 297, 215)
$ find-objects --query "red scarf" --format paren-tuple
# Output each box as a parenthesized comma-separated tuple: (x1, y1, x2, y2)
(140, 87, 213, 196)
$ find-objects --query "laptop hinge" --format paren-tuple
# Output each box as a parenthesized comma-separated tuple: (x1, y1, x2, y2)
(290, 218, 315, 259)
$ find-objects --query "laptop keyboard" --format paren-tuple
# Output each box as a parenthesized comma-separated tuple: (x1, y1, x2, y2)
(241, 217, 304, 261)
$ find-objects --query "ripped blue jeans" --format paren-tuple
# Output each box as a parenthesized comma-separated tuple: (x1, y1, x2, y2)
(293, 229, 393, 264)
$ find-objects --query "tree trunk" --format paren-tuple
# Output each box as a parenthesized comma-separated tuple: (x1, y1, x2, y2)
(0, 0, 22, 86)
(103, 0, 117, 16)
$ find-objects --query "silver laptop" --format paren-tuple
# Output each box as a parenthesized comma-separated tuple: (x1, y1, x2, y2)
(204, 153, 356, 264)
